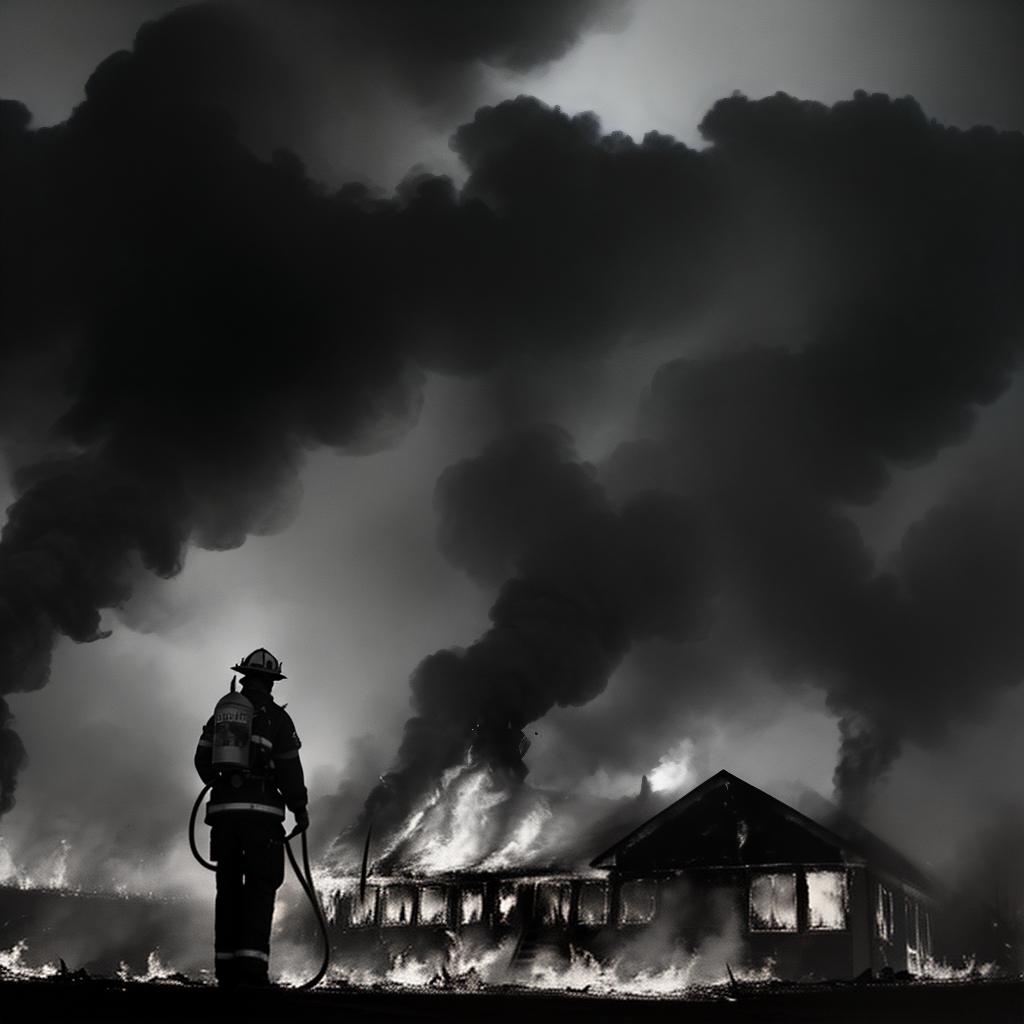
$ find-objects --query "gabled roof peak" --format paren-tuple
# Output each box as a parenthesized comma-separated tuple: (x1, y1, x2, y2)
(589, 768, 936, 895)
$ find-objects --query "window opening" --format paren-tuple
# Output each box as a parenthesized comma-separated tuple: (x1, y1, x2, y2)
(749, 872, 797, 932)
(806, 870, 848, 930)
(381, 884, 415, 926)
(577, 881, 608, 925)
(536, 882, 572, 926)
(619, 879, 657, 925)
(350, 885, 378, 927)
(418, 885, 448, 926)
(496, 883, 518, 924)
(460, 887, 484, 925)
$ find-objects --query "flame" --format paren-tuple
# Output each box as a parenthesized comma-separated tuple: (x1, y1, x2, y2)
(918, 956, 998, 981)
(274, 931, 518, 991)
(116, 950, 187, 984)
(477, 800, 553, 871)
(349, 738, 699, 878)
(0, 941, 59, 980)
(35, 838, 71, 890)
(0, 837, 17, 884)
(278, 930, 776, 995)
(0, 837, 74, 891)
(362, 760, 574, 875)
(648, 740, 695, 794)
(3, 911, 1000, 995)
(523, 945, 776, 996)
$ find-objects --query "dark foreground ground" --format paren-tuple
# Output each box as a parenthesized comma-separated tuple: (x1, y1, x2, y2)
(1, 976, 1021, 1023)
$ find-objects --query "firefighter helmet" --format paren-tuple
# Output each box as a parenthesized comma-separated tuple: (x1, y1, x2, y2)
(230, 647, 287, 680)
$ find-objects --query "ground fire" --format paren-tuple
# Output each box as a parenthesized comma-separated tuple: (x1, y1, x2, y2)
(317, 769, 1005, 987)
(0, 766, 1017, 1011)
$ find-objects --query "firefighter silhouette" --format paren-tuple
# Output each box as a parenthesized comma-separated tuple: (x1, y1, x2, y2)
(195, 648, 309, 987)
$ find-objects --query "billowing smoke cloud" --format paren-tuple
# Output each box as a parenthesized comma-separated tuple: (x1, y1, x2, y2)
(367, 91, 1024, 821)
(120, 1, 628, 184)
(1, 0, 1022, 828)
(308, 0, 628, 97)
(142, 0, 627, 107)
(359, 426, 709, 835)
(626, 93, 1023, 811)
(629, 349, 1024, 813)
(534, 94, 1023, 812)
(0, 4, 628, 815)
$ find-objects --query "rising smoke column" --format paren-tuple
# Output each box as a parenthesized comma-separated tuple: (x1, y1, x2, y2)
(358, 426, 710, 837)
(642, 93, 1023, 811)
(636, 345, 1024, 813)
(557, 93, 1024, 812)
(367, 91, 1024, 823)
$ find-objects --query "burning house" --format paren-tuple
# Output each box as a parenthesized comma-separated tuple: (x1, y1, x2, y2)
(328, 770, 962, 984)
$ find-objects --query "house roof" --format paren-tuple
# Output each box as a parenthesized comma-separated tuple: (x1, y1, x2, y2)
(590, 769, 937, 896)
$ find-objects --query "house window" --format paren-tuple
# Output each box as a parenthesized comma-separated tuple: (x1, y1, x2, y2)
(619, 879, 657, 925)
(749, 873, 797, 932)
(577, 881, 608, 925)
(418, 885, 447, 926)
(536, 882, 572, 926)
(381, 884, 416, 926)
(460, 887, 484, 925)
(328, 891, 343, 926)
(876, 884, 894, 942)
(496, 883, 518, 923)
(806, 870, 848, 930)
(350, 885, 378, 927)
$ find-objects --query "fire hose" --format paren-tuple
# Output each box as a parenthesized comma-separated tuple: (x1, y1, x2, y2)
(189, 784, 331, 989)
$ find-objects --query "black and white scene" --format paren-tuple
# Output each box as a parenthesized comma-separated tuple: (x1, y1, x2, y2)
(0, 1, 1022, 1021)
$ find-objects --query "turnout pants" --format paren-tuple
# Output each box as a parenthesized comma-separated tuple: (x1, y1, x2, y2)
(210, 814, 285, 985)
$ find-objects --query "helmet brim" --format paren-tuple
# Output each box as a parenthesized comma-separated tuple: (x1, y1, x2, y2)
(230, 663, 287, 681)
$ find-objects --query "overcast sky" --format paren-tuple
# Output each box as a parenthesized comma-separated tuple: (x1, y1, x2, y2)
(0, 0, 1022, 898)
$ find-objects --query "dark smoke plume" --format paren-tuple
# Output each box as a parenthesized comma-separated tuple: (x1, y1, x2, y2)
(542, 94, 1023, 812)
(0, 4, 625, 814)
(0, 697, 27, 816)
(120, 1, 628, 183)
(367, 91, 1024, 821)
(360, 426, 709, 835)
(1, 2, 1022, 823)
(633, 345, 1024, 813)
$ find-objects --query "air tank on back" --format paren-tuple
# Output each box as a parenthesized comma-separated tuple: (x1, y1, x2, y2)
(211, 678, 254, 772)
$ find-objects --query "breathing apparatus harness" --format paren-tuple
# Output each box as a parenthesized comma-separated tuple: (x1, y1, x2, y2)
(189, 677, 330, 990)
